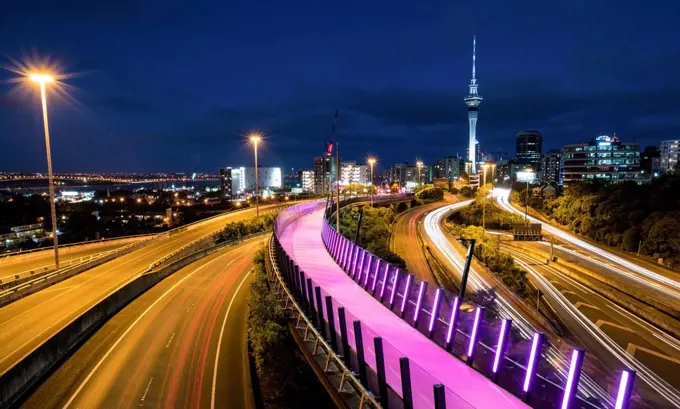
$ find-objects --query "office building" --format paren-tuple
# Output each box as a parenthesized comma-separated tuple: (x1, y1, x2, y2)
(464, 35, 482, 175)
(340, 161, 370, 185)
(432, 156, 461, 182)
(542, 149, 561, 183)
(641, 146, 662, 178)
(661, 140, 680, 173)
(299, 170, 315, 192)
(226, 167, 282, 195)
(390, 163, 418, 187)
(562, 135, 643, 184)
(516, 130, 543, 171)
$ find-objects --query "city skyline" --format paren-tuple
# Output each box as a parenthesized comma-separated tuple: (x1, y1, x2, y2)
(2, 1, 680, 173)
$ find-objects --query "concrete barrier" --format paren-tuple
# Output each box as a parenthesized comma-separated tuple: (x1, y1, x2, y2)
(0, 233, 267, 409)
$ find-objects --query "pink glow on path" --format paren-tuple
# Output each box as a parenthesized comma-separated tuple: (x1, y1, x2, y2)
(278, 208, 529, 409)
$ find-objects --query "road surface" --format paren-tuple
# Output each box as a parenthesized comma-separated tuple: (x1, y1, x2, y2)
(20, 238, 263, 409)
(0, 204, 284, 377)
(0, 237, 145, 280)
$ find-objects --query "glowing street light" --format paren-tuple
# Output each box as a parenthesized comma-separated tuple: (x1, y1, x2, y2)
(249, 133, 262, 217)
(416, 160, 424, 186)
(367, 157, 376, 206)
(29, 72, 59, 268)
(517, 169, 535, 222)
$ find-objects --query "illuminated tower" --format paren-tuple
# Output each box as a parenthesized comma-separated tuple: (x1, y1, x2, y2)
(464, 35, 482, 175)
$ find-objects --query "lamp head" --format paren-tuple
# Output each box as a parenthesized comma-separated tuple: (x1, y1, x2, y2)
(29, 73, 55, 84)
(249, 133, 262, 143)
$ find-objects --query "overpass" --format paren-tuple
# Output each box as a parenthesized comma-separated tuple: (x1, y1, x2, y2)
(269, 201, 638, 408)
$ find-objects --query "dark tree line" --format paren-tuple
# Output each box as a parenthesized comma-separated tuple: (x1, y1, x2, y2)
(530, 174, 680, 268)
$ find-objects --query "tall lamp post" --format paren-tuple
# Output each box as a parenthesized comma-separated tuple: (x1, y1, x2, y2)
(368, 157, 376, 207)
(249, 133, 262, 217)
(416, 160, 423, 186)
(29, 73, 59, 269)
(481, 163, 490, 235)
(520, 169, 534, 223)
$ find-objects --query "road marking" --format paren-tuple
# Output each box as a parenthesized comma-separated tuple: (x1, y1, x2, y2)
(166, 332, 175, 348)
(574, 302, 599, 311)
(560, 290, 577, 296)
(211, 269, 252, 409)
(61, 253, 236, 409)
(139, 377, 153, 405)
(626, 344, 680, 365)
(595, 319, 631, 332)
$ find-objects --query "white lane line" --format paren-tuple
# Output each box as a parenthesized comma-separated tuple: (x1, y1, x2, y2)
(166, 333, 175, 348)
(139, 376, 153, 405)
(61, 254, 236, 409)
(211, 270, 252, 409)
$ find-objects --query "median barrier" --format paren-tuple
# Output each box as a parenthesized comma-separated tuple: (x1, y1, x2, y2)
(0, 233, 266, 409)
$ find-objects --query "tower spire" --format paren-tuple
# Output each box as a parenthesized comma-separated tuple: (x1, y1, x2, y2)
(472, 34, 476, 83)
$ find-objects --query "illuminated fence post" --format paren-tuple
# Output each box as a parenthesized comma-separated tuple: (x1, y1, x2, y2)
(399, 358, 414, 409)
(466, 307, 484, 365)
(399, 274, 413, 318)
(362, 256, 373, 289)
(389, 269, 401, 308)
(433, 384, 446, 409)
(350, 247, 360, 274)
(342, 241, 351, 270)
(353, 321, 367, 383)
(492, 319, 512, 382)
(374, 337, 389, 409)
(522, 332, 544, 403)
(412, 281, 427, 327)
(370, 259, 382, 293)
(428, 288, 442, 338)
(379, 264, 390, 300)
(354, 250, 366, 280)
(338, 307, 350, 366)
(293, 265, 303, 304)
(325, 296, 337, 350)
(315, 286, 326, 338)
(615, 370, 636, 409)
(561, 349, 585, 409)
(445, 296, 461, 350)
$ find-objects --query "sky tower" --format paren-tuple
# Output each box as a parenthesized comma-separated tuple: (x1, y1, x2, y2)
(464, 35, 482, 175)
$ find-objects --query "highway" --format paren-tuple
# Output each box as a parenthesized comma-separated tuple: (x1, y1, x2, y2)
(421, 200, 614, 406)
(503, 245, 680, 395)
(496, 189, 680, 305)
(0, 237, 145, 280)
(20, 238, 262, 409)
(0, 204, 283, 378)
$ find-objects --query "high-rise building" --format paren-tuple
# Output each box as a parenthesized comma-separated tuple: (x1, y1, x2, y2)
(432, 156, 461, 182)
(391, 162, 418, 187)
(516, 130, 543, 171)
(219, 168, 232, 198)
(228, 167, 282, 195)
(299, 170, 315, 192)
(340, 161, 370, 185)
(660, 140, 680, 173)
(562, 135, 643, 184)
(542, 149, 561, 183)
(313, 156, 331, 195)
(283, 168, 300, 188)
(464, 35, 482, 175)
(641, 146, 662, 178)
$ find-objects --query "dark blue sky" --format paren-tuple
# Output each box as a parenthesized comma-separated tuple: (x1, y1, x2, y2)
(1, 0, 679, 174)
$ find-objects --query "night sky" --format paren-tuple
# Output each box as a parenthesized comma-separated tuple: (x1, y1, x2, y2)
(1, 0, 679, 174)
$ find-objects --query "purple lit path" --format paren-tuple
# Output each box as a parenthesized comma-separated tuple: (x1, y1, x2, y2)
(279, 208, 529, 409)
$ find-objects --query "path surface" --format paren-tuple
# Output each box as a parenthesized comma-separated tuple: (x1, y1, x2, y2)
(279, 207, 529, 409)
(20, 238, 262, 409)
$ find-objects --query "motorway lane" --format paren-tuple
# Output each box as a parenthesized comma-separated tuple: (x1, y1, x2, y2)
(21, 238, 263, 409)
(0, 238, 145, 279)
(505, 246, 680, 405)
(0, 204, 283, 376)
(391, 202, 442, 282)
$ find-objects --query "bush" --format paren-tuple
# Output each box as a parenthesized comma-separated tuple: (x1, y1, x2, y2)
(415, 187, 444, 203)
(220, 211, 279, 242)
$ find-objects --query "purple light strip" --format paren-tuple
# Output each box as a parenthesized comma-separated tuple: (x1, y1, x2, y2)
(389, 269, 401, 307)
(413, 281, 427, 322)
(615, 370, 635, 409)
(561, 349, 584, 409)
(355, 251, 366, 279)
(379, 264, 391, 299)
(445, 297, 460, 344)
(371, 260, 382, 293)
(467, 307, 483, 357)
(350, 247, 360, 275)
(399, 274, 412, 313)
(363, 256, 373, 287)
(523, 333, 543, 392)
(340, 240, 347, 266)
(493, 319, 510, 373)
(428, 288, 441, 332)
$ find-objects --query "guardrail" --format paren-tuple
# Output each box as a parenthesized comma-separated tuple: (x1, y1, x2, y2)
(319, 209, 639, 409)
(267, 231, 382, 409)
(0, 233, 156, 260)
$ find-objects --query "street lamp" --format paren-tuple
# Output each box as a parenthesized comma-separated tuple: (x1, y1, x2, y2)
(249, 133, 262, 217)
(29, 72, 60, 269)
(517, 169, 534, 223)
(416, 160, 423, 186)
(367, 157, 376, 206)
